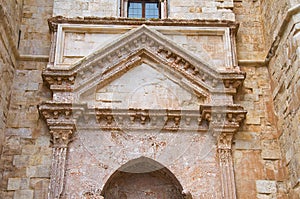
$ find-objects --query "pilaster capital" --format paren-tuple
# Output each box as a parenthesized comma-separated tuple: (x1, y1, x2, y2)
(50, 128, 74, 148)
(217, 132, 234, 150)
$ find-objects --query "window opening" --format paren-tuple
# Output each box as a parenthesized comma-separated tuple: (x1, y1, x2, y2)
(128, 0, 160, 19)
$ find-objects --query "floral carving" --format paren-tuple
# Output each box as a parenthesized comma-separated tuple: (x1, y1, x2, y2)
(50, 129, 73, 148)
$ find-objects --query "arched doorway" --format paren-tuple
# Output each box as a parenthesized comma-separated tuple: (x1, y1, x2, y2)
(102, 157, 185, 199)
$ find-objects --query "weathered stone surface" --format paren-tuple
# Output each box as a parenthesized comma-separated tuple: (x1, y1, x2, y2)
(261, 140, 281, 160)
(53, 0, 118, 18)
(26, 165, 50, 178)
(256, 180, 277, 194)
(233, 0, 267, 60)
(13, 190, 34, 199)
(6, 128, 32, 138)
(7, 178, 29, 191)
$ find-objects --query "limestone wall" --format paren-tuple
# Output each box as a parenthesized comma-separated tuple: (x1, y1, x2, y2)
(0, 0, 53, 198)
(18, 0, 53, 56)
(53, 0, 119, 18)
(168, 0, 235, 20)
(233, 0, 266, 61)
(260, 1, 300, 198)
(0, 0, 22, 181)
(52, 0, 235, 20)
(234, 64, 287, 198)
(260, 0, 289, 51)
(0, 0, 23, 46)
(0, 19, 16, 162)
(267, 11, 300, 198)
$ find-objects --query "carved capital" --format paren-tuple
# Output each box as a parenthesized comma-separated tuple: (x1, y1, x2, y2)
(50, 129, 73, 148)
(217, 133, 234, 165)
(217, 132, 234, 150)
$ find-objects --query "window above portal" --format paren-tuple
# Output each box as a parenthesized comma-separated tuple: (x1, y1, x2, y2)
(128, 0, 160, 19)
(121, 0, 167, 19)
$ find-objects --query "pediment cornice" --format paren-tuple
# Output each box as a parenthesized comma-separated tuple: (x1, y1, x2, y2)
(43, 25, 245, 97)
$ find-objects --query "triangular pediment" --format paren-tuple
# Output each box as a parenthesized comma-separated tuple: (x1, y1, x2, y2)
(44, 25, 245, 101)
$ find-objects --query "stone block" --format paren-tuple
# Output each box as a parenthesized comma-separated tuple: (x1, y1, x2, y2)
(35, 136, 50, 147)
(235, 139, 261, 150)
(245, 111, 261, 125)
(14, 190, 34, 199)
(22, 145, 38, 155)
(261, 140, 281, 160)
(256, 193, 274, 199)
(234, 131, 261, 150)
(26, 165, 50, 178)
(6, 128, 32, 138)
(31, 179, 49, 199)
(25, 83, 39, 91)
(7, 178, 30, 190)
(256, 180, 277, 194)
(7, 178, 21, 190)
(13, 155, 30, 167)
(41, 155, 51, 165)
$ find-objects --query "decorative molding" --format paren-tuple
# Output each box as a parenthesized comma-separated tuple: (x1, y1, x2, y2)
(47, 16, 239, 33)
(200, 104, 247, 133)
(40, 103, 246, 133)
(19, 54, 49, 62)
(238, 59, 266, 67)
(50, 129, 73, 148)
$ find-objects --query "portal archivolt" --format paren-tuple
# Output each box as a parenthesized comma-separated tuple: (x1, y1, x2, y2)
(101, 157, 187, 199)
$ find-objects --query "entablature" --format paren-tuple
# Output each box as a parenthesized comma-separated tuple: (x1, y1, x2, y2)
(39, 102, 246, 133)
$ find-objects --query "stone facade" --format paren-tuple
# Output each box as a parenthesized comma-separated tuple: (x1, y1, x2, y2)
(0, 0, 299, 199)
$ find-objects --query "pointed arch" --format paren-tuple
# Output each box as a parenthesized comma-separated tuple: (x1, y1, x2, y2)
(101, 156, 185, 198)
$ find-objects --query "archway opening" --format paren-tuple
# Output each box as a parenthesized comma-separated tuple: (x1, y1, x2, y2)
(102, 157, 184, 199)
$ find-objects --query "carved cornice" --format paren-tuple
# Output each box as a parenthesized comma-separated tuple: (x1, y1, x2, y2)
(48, 16, 239, 33)
(43, 25, 245, 97)
(39, 103, 246, 134)
(79, 108, 207, 132)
